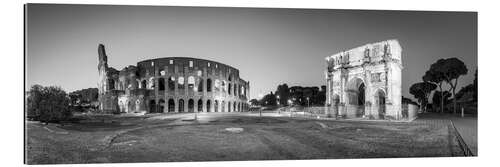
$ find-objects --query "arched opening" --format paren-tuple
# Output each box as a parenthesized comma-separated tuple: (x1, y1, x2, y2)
(198, 79, 204, 92)
(233, 102, 237, 112)
(159, 78, 165, 91)
(141, 80, 147, 89)
(207, 79, 212, 92)
(178, 77, 185, 90)
(198, 99, 203, 112)
(168, 77, 175, 91)
(178, 99, 184, 112)
(188, 76, 195, 91)
(188, 99, 194, 112)
(221, 101, 226, 112)
(158, 99, 165, 113)
(228, 83, 232, 95)
(234, 84, 238, 96)
(149, 100, 156, 113)
(375, 89, 386, 119)
(228, 101, 232, 112)
(168, 99, 175, 112)
(214, 100, 219, 112)
(206, 100, 211, 112)
(347, 78, 366, 117)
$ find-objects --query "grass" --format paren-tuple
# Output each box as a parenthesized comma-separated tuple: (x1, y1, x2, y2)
(25, 113, 462, 164)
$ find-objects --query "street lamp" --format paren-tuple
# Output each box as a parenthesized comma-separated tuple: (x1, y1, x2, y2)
(276, 95, 280, 114)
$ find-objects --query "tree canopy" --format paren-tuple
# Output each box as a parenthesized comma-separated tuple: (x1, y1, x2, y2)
(27, 85, 72, 124)
(409, 82, 436, 112)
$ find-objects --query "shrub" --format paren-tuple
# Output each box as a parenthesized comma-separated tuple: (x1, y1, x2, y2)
(27, 85, 72, 124)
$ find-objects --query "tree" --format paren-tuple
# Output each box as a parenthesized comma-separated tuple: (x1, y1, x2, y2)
(261, 92, 277, 106)
(27, 85, 72, 124)
(423, 60, 447, 113)
(274, 84, 290, 106)
(249, 99, 260, 106)
(432, 91, 452, 113)
(438, 58, 468, 114)
(409, 82, 437, 112)
(473, 69, 478, 101)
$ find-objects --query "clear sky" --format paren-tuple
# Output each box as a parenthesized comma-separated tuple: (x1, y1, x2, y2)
(26, 4, 477, 100)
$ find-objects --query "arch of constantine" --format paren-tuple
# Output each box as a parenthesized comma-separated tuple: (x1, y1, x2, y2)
(325, 39, 403, 119)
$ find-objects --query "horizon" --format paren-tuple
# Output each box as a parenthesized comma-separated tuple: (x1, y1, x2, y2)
(25, 4, 477, 101)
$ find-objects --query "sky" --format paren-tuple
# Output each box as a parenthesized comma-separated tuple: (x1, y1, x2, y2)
(26, 4, 477, 100)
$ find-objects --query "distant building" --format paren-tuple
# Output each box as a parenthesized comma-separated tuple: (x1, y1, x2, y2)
(97, 44, 250, 113)
(325, 39, 403, 119)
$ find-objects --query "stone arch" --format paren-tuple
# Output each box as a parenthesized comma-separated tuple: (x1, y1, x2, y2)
(168, 77, 175, 91)
(233, 102, 237, 112)
(214, 100, 219, 112)
(159, 78, 165, 91)
(197, 79, 204, 92)
(168, 99, 175, 112)
(221, 100, 225, 112)
(374, 89, 386, 119)
(188, 76, 195, 91)
(149, 100, 156, 113)
(228, 101, 232, 112)
(178, 99, 184, 112)
(206, 100, 211, 112)
(178, 76, 185, 90)
(158, 99, 165, 113)
(347, 77, 366, 116)
(197, 99, 203, 112)
(188, 99, 194, 112)
(207, 78, 212, 92)
(228, 83, 232, 95)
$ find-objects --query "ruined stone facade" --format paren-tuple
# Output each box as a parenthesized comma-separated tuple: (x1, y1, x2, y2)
(325, 39, 402, 119)
(97, 44, 250, 113)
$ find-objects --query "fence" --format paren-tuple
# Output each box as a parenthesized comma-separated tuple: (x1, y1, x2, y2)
(449, 120, 475, 156)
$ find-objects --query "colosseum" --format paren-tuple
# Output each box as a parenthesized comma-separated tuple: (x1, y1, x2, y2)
(97, 44, 250, 114)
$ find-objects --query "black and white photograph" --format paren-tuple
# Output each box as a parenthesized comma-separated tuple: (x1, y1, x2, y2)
(11, 0, 496, 166)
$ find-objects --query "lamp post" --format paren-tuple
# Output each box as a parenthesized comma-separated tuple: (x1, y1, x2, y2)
(277, 95, 280, 114)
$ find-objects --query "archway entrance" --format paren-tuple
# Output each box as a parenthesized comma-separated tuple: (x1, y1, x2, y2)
(198, 99, 203, 112)
(221, 101, 225, 112)
(214, 100, 219, 112)
(178, 99, 184, 112)
(375, 90, 386, 119)
(347, 78, 365, 117)
(158, 99, 165, 113)
(168, 99, 175, 112)
(207, 100, 211, 112)
(188, 99, 194, 112)
(149, 100, 156, 113)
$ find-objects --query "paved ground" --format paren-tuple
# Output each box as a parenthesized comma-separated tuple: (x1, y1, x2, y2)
(450, 116, 478, 155)
(25, 112, 463, 164)
(414, 113, 477, 156)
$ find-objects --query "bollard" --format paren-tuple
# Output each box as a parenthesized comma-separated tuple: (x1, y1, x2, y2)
(461, 107, 464, 118)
